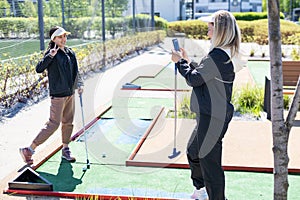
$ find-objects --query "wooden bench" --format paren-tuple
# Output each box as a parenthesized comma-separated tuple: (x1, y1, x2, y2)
(283, 61, 300, 86)
(264, 61, 299, 119)
(283, 61, 300, 95)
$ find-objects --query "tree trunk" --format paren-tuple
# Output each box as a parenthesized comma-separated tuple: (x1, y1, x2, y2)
(267, 0, 289, 199)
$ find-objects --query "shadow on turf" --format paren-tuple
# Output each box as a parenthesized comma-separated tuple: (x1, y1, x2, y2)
(36, 159, 83, 192)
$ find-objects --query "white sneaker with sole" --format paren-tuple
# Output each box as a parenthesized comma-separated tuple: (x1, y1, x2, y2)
(190, 187, 209, 200)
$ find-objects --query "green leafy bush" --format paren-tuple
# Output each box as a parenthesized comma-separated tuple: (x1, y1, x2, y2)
(283, 95, 300, 111)
(283, 95, 290, 110)
(168, 20, 208, 39)
(233, 12, 284, 21)
(291, 48, 300, 60)
(232, 85, 264, 118)
(167, 18, 300, 45)
(126, 14, 168, 30)
(173, 85, 265, 119)
(167, 95, 196, 119)
(178, 95, 196, 119)
(172, 85, 297, 120)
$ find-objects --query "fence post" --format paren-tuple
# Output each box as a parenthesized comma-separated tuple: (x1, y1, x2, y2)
(37, 0, 45, 51)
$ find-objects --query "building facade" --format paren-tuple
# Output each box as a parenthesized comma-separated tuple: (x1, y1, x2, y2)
(194, 0, 262, 13)
(124, 0, 262, 22)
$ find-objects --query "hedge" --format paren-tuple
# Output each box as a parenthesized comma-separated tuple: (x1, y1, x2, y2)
(168, 19, 300, 45)
(0, 14, 168, 39)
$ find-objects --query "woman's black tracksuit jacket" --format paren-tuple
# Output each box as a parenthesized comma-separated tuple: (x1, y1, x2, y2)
(36, 47, 82, 97)
(176, 48, 235, 200)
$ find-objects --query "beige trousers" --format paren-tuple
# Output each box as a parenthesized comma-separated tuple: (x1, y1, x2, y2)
(33, 95, 75, 146)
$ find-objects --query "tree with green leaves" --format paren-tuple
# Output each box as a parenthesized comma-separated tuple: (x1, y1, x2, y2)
(0, 0, 10, 17)
(236, 0, 300, 20)
(48, 0, 62, 17)
(64, 0, 91, 18)
(19, 0, 37, 17)
(105, 0, 128, 17)
(42, 0, 50, 17)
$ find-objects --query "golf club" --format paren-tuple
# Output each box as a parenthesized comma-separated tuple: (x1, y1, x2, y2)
(79, 93, 90, 172)
(168, 63, 181, 159)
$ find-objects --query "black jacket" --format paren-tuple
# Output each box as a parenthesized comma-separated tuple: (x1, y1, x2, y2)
(36, 47, 83, 97)
(176, 48, 235, 122)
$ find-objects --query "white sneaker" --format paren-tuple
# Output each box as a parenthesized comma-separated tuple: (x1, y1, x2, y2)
(190, 187, 209, 200)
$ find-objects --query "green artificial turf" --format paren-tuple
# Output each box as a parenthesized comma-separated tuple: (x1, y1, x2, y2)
(226, 171, 300, 200)
(35, 114, 300, 199)
(37, 150, 300, 200)
(32, 61, 300, 199)
(0, 39, 95, 59)
(247, 61, 270, 86)
(103, 97, 174, 119)
(132, 63, 190, 90)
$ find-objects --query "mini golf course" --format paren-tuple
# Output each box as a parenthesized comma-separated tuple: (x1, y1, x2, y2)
(4, 62, 300, 199)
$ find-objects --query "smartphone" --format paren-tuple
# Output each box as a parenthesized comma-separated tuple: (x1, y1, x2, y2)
(172, 38, 180, 51)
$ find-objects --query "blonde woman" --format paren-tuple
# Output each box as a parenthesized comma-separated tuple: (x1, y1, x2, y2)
(171, 10, 241, 200)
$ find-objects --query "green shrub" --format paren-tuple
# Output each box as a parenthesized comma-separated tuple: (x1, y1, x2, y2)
(178, 95, 196, 119)
(167, 20, 208, 39)
(283, 95, 290, 110)
(167, 19, 300, 45)
(172, 86, 266, 119)
(232, 85, 264, 118)
(233, 12, 284, 21)
(283, 95, 300, 111)
(167, 95, 196, 119)
(291, 48, 300, 60)
(126, 14, 168, 30)
(170, 86, 296, 120)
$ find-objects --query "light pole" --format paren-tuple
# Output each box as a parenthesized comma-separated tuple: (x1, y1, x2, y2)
(132, 0, 136, 32)
(37, 0, 44, 51)
(179, 0, 185, 20)
(290, 0, 293, 20)
(102, 0, 105, 42)
(151, 0, 155, 30)
(192, 0, 195, 19)
(61, 0, 65, 28)
(240, 0, 242, 12)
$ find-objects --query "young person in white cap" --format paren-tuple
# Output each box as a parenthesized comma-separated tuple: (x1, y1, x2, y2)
(171, 10, 241, 200)
(20, 26, 84, 165)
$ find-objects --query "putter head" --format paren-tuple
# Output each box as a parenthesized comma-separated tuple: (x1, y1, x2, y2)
(87, 163, 90, 169)
(168, 148, 181, 159)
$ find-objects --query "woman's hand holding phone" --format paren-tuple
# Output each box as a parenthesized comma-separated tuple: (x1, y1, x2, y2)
(171, 46, 191, 63)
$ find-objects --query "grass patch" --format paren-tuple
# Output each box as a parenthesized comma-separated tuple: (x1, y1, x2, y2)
(0, 39, 96, 59)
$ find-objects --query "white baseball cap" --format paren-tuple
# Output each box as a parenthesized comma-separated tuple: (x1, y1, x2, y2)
(199, 15, 215, 23)
(51, 26, 71, 41)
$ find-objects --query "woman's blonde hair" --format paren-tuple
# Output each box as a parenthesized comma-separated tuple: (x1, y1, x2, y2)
(211, 10, 241, 58)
